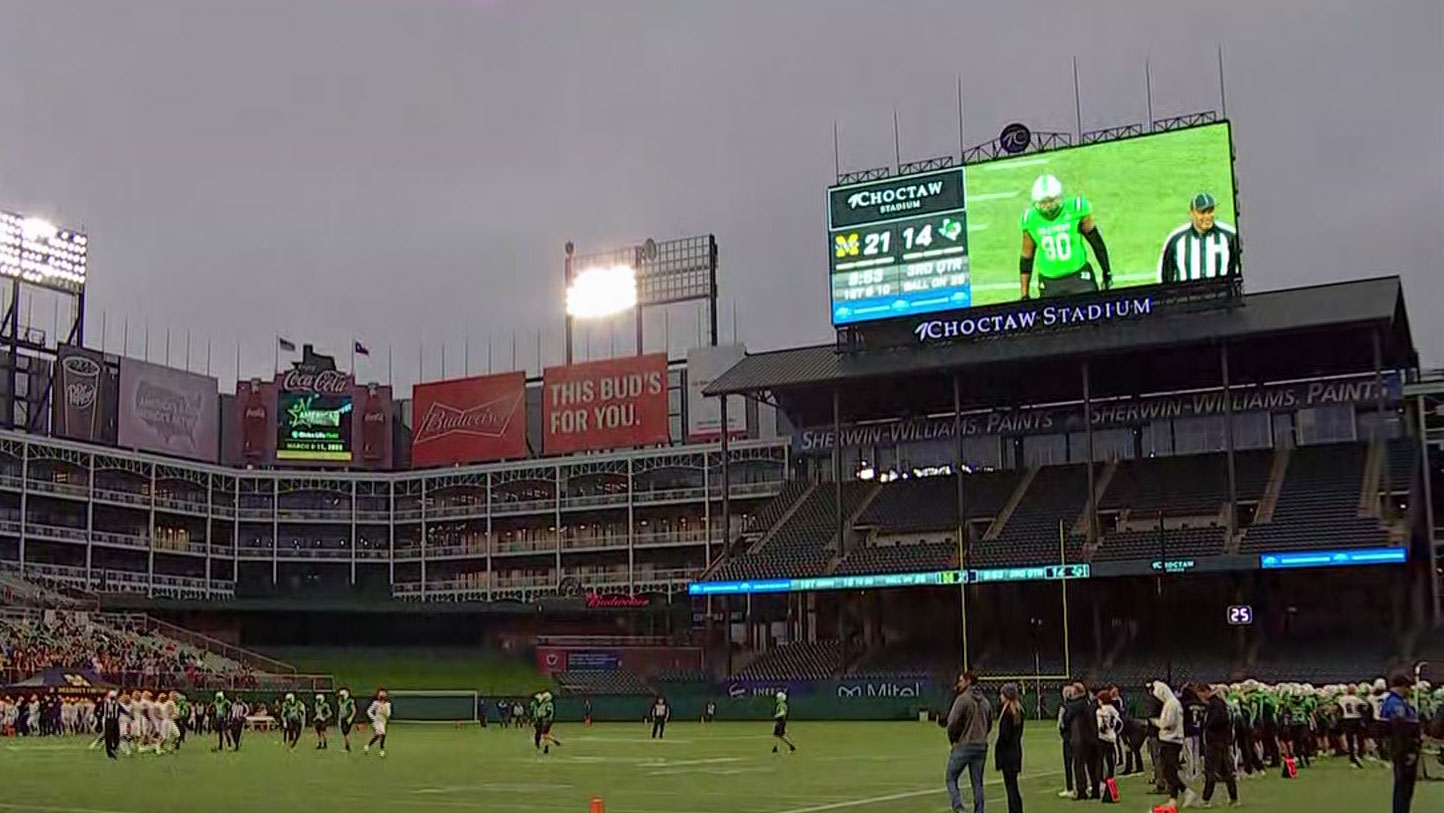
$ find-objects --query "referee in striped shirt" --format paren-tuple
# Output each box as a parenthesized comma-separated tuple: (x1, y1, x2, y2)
(1158, 192, 1240, 283)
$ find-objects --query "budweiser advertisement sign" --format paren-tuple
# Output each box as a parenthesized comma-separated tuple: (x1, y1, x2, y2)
(543, 354, 669, 455)
(52, 345, 118, 445)
(585, 593, 651, 609)
(117, 357, 220, 462)
(411, 371, 526, 466)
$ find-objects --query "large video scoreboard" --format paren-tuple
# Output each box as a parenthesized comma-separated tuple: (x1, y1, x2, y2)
(829, 121, 1239, 327)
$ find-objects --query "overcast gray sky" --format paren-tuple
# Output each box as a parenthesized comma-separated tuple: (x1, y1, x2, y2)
(1, 0, 1440, 391)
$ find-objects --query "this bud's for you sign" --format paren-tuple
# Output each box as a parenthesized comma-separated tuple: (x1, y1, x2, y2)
(543, 354, 669, 454)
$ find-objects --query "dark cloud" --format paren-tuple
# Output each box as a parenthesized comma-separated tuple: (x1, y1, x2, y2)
(0, 0, 1438, 391)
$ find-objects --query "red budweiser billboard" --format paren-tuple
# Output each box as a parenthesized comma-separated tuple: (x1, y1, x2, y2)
(411, 371, 526, 467)
(543, 354, 668, 455)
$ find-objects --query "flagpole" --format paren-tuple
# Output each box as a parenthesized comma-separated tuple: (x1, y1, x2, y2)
(235, 341, 241, 384)
(273, 336, 279, 375)
(351, 343, 356, 378)
(387, 345, 393, 387)
(100, 310, 107, 353)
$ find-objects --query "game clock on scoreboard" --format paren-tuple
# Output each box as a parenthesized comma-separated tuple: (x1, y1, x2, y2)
(276, 391, 354, 462)
(828, 168, 971, 325)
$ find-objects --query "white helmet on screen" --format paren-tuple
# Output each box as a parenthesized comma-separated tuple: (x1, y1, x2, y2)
(1031, 174, 1063, 203)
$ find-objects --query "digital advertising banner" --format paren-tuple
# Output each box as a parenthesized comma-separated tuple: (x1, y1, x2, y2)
(51, 344, 118, 445)
(830, 122, 1238, 325)
(117, 358, 221, 462)
(277, 389, 353, 462)
(355, 383, 394, 469)
(543, 354, 669, 455)
(411, 371, 527, 467)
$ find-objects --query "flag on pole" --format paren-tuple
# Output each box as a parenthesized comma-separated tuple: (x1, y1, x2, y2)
(277, 336, 297, 352)
(354, 341, 370, 356)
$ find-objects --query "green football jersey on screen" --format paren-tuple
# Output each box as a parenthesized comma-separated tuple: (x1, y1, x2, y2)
(1020, 195, 1092, 278)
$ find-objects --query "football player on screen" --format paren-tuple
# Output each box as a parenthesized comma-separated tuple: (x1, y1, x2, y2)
(1018, 174, 1112, 299)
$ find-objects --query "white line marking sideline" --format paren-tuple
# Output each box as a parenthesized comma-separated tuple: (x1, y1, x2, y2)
(769, 769, 1064, 813)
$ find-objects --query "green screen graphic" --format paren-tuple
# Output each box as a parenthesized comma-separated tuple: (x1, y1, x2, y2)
(829, 122, 1238, 324)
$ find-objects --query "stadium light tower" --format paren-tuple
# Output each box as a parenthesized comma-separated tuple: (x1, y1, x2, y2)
(0, 206, 89, 430)
(563, 235, 718, 364)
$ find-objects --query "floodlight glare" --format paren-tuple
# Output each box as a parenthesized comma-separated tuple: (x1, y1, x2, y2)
(20, 217, 57, 240)
(566, 264, 637, 319)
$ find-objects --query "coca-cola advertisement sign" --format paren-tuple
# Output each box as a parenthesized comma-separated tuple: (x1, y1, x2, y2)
(117, 358, 220, 462)
(279, 368, 351, 395)
(52, 345, 118, 445)
(411, 371, 526, 466)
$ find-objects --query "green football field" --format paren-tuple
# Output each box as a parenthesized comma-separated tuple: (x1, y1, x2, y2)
(965, 123, 1238, 306)
(4, 722, 1439, 813)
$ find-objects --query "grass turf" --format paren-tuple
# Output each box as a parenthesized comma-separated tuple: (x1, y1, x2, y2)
(964, 123, 1237, 307)
(4, 722, 1440, 813)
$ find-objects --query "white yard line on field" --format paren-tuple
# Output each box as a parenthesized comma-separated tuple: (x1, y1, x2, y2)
(768, 769, 1063, 813)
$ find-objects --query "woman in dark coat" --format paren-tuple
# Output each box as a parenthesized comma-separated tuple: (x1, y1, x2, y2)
(996, 683, 1026, 813)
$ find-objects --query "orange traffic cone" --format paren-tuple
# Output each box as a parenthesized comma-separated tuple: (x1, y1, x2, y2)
(590, 798, 605, 813)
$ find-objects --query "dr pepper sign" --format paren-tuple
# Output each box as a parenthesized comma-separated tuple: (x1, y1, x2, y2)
(543, 354, 669, 454)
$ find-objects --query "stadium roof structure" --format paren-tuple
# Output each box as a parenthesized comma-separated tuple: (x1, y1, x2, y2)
(707, 276, 1415, 427)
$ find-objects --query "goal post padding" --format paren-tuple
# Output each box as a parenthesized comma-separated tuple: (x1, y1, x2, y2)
(388, 690, 479, 722)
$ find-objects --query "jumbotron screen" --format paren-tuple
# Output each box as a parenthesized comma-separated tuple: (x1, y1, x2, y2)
(829, 122, 1239, 325)
(276, 392, 353, 462)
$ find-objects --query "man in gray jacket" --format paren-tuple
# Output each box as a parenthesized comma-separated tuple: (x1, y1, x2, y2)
(943, 670, 993, 813)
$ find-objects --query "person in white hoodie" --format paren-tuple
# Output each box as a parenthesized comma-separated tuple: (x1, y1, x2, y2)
(1152, 680, 1196, 808)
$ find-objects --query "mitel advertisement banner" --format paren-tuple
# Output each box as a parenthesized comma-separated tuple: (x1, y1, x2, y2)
(411, 371, 526, 466)
(686, 344, 746, 440)
(51, 344, 118, 445)
(794, 374, 1401, 455)
(117, 358, 220, 462)
(543, 354, 669, 455)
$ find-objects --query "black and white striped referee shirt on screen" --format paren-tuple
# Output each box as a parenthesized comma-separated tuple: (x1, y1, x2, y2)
(1157, 221, 1240, 283)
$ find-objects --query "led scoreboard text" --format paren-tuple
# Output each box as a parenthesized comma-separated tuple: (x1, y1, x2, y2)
(828, 168, 970, 324)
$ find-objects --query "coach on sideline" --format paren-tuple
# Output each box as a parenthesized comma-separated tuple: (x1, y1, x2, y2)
(1158, 192, 1241, 284)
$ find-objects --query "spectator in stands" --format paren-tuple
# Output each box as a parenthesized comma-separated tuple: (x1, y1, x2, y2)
(994, 683, 1025, 813)
(941, 670, 991, 813)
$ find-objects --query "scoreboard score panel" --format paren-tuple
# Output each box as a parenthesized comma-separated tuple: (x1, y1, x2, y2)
(828, 168, 971, 324)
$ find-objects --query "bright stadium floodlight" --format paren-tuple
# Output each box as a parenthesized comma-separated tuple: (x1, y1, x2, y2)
(0, 208, 88, 292)
(565, 263, 637, 319)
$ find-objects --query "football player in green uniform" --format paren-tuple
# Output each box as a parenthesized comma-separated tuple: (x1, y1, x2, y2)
(1018, 174, 1112, 300)
(313, 693, 332, 750)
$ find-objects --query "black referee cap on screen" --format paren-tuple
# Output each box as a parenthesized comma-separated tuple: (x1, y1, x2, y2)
(1190, 192, 1217, 211)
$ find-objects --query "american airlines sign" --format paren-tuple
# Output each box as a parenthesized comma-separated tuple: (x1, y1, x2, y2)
(828, 167, 965, 229)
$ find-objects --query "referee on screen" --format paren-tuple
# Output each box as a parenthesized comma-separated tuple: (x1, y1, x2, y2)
(1158, 192, 1240, 283)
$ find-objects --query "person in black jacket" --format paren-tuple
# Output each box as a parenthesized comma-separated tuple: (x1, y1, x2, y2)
(1198, 684, 1239, 806)
(995, 684, 1026, 813)
(1063, 682, 1100, 800)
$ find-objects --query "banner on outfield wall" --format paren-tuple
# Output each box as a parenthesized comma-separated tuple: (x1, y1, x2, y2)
(543, 354, 669, 454)
(794, 374, 1402, 455)
(117, 358, 220, 462)
(686, 344, 746, 441)
(411, 371, 526, 466)
(537, 647, 568, 674)
(719, 678, 931, 699)
(51, 345, 118, 445)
